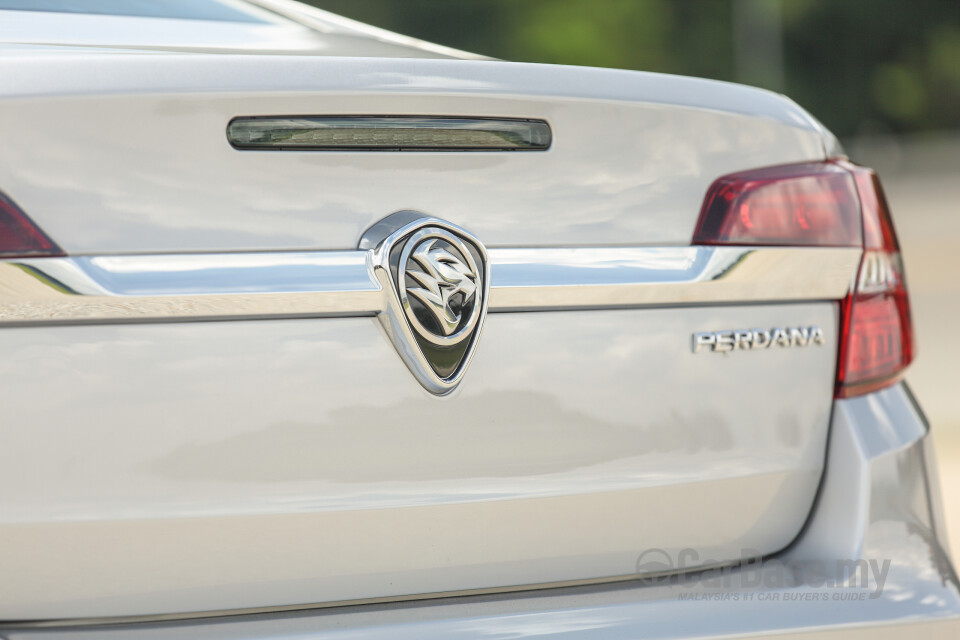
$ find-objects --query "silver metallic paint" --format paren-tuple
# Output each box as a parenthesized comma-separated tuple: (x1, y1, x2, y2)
(0, 302, 837, 618)
(0, 5, 468, 58)
(5, 384, 956, 638)
(0, 55, 827, 254)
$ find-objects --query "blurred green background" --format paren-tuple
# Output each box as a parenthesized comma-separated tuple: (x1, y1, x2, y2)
(306, 0, 960, 549)
(306, 0, 960, 139)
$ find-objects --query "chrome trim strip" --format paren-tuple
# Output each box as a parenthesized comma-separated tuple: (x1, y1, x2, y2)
(0, 247, 861, 324)
(488, 247, 861, 310)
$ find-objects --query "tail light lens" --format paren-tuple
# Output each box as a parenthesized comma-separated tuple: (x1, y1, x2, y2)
(0, 193, 63, 258)
(835, 163, 913, 397)
(693, 163, 862, 247)
(694, 161, 913, 398)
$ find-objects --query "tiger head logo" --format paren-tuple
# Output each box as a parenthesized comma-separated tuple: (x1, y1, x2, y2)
(404, 238, 479, 337)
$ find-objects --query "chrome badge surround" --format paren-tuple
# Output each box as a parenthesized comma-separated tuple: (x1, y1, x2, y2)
(363, 212, 490, 395)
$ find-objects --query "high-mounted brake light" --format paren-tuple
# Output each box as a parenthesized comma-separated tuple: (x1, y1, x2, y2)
(227, 116, 552, 151)
(693, 161, 913, 398)
(0, 193, 63, 258)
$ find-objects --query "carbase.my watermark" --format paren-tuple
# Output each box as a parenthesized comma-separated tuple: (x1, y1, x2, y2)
(635, 548, 891, 599)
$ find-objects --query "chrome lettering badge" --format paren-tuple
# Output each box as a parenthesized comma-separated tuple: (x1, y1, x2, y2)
(362, 212, 490, 395)
(693, 327, 825, 353)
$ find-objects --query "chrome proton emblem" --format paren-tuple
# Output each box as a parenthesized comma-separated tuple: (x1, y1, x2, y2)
(400, 233, 481, 344)
(361, 212, 490, 395)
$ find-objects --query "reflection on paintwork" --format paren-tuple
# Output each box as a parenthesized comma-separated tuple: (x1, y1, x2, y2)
(0, 303, 836, 618)
(0, 4, 478, 58)
(39, 390, 950, 638)
(17, 417, 958, 636)
(0, 57, 825, 254)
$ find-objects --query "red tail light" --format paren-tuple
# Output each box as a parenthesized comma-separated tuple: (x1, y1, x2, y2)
(835, 162, 913, 397)
(0, 193, 63, 258)
(694, 161, 913, 398)
(693, 163, 862, 247)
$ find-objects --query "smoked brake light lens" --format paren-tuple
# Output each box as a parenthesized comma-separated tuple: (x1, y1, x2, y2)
(0, 193, 63, 258)
(693, 161, 913, 398)
(227, 116, 553, 151)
